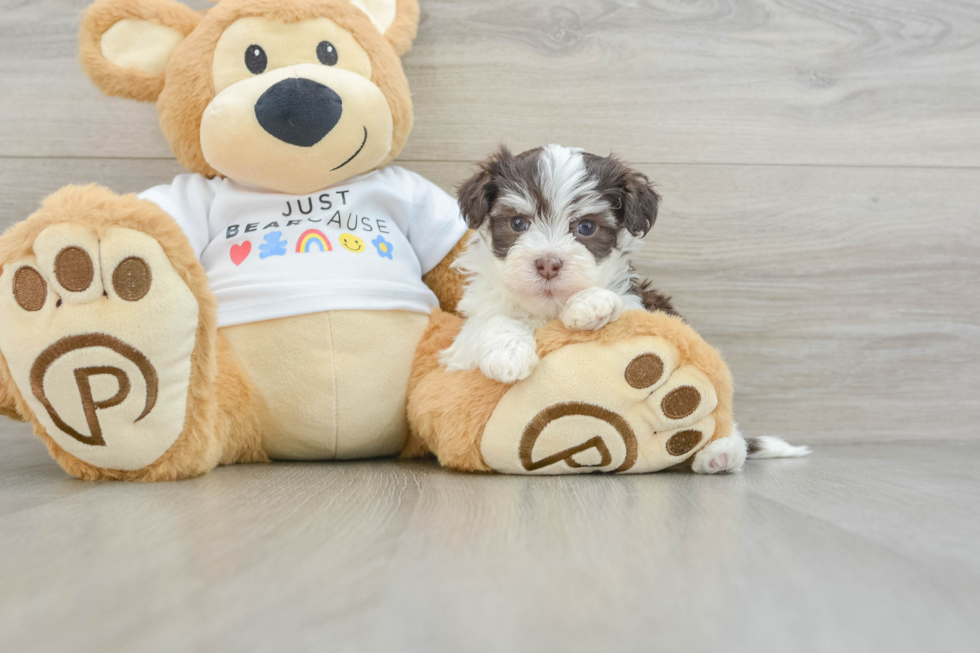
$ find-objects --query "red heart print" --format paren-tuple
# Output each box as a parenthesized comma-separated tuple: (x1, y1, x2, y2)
(230, 241, 251, 266)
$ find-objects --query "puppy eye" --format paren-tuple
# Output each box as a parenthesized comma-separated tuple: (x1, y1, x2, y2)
(510, 217, 529, 232)
(577, 220, 597, 236)
(317, 41, 338, 66)
(245, 45, 268, 74)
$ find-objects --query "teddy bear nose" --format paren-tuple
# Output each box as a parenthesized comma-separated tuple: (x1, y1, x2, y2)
(254, 78, 343, 147)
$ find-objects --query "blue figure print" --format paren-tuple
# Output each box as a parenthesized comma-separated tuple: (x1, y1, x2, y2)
(259, 231, 288, 259)
(372, 235, 394, 260)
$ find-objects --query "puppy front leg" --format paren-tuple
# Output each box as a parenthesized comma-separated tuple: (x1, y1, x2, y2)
(622, 293, 645, 312)
(561, 288, 626, 331)
(440, 315, 539, 383)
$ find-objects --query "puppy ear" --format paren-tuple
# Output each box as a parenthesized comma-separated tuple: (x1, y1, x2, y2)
(457, 146, 513, 230)
(350, 0, 420, 56)
(79, 0, 201, 102)
(620, 170, 661, 237)
(585, 153, 660, 237)
(456, 169, 497, 230)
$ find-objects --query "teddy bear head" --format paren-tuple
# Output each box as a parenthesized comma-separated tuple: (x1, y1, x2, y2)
(80, 0, 420, 195)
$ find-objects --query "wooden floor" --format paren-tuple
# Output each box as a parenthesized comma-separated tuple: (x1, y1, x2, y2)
(0, 421, 978, 652)
(1, 0, 979, 650)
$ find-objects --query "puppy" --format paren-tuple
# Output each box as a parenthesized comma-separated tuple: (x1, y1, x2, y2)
(440, 144, 676, 383)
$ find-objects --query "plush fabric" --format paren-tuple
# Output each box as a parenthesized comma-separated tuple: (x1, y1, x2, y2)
(0, 187, 235, 481)
(81, 0, 417, 190)
(421, 229, 472, 314)
(80, 0, 201, 102)
(222, 310, 429, 459)
(406, 310, 734, 475)
(173, 0, 409, 186)
(198, 62, 395, 193)
(536, 310, 736, 450)
(0, 0, 444, 480)
(101, 19, 186, 76)
(1, 225, 202, 471)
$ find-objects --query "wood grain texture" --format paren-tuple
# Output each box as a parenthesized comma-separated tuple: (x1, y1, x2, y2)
(0, 423, 978, 653)
(2, 158, 977, 443)
(2, 1, 980, 164)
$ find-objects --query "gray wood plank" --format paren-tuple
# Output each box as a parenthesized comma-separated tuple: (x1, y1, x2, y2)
(2, 0, 979, 165)
(0, 426, 977, 653)
(745, 441, 980, 573)
(0, 421, 104, 519)
(0, 157, 186, 219)
(2, 158, 977, 444)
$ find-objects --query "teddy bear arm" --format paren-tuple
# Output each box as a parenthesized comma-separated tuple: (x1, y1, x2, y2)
(421, 230, 472, 316)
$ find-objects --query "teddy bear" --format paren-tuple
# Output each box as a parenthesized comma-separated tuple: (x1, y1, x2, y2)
(0, 0, 747, 480)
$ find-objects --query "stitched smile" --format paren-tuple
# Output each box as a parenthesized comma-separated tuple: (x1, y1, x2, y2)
(331, 126, 368, 171)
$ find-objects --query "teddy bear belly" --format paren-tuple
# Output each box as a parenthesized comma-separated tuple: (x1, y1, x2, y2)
(221, 309, 430, 460)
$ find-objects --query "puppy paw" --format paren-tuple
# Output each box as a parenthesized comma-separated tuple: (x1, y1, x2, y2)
(561, 288, 625, 331)
(480, 336, 539, 384)
(691, 434, 747, 474)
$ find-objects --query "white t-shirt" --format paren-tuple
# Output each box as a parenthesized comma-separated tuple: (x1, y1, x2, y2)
(139, 167, 468, 327)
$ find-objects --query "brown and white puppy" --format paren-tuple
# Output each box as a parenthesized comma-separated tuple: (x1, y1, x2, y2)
(441, 144, 676, 383)
(442, 145, 813, 471)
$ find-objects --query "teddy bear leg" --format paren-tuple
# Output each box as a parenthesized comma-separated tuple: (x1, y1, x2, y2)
(408, 309, 741, 475)
(0, 185, 263, 481)
(212, 333, 268, 466)
(405, 310, 502, 472)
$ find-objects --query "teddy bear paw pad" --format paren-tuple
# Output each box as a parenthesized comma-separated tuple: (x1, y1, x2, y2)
(480, 335, 725, 474)
(0, 224, 200, 471)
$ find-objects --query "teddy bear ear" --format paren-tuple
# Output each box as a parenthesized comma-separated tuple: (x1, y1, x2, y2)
(79, 0, 202, 103)
(350, 0, 420, 56)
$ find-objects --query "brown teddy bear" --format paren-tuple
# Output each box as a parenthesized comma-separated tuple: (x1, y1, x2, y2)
(0, 0, 752, 480)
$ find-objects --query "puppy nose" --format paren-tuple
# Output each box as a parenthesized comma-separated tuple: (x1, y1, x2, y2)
(535, 258, 563, 280)
(254, 78, 343, 147)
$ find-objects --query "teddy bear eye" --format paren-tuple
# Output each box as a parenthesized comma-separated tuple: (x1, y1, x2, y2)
(317, 41, 338, 66)
(245, 45, 267, 74)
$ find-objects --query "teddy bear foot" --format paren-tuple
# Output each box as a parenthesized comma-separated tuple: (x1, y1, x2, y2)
(408, 309, 740, 475)
(480, 324, 729, 475)
(0, 189, 221, 480)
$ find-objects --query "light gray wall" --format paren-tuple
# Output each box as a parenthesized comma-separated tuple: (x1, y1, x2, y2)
(1, 0, 978, 443)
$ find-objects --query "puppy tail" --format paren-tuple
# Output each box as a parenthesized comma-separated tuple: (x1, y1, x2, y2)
(745, 435, 812, 459)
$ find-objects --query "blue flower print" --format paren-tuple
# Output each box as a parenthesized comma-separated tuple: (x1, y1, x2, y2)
(259, 231, 288, 259)
(372, 235, 394, 260)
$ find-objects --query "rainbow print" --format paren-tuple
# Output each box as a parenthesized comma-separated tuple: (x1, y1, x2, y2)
(295, 229, 332, 253)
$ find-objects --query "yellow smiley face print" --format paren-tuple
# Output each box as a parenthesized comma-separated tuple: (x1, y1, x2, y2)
(339, 233, 365, 253)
